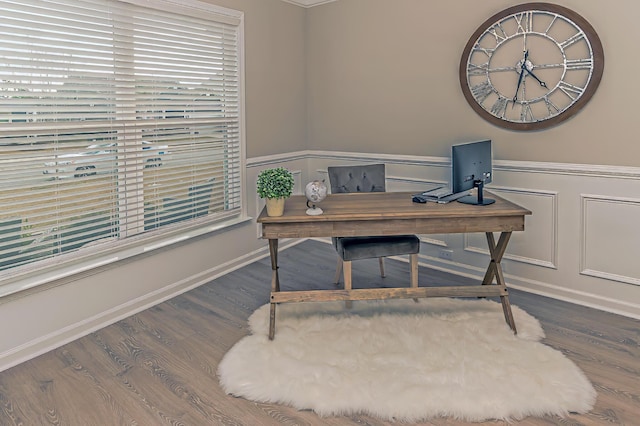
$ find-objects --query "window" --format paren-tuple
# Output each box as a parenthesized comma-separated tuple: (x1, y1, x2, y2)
(0, 0, 244, 273)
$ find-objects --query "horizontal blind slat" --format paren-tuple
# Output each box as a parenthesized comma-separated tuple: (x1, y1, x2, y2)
(0, 0, 242, 273)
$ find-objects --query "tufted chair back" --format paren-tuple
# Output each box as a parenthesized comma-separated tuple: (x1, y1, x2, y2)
(327, 164, 385, 194)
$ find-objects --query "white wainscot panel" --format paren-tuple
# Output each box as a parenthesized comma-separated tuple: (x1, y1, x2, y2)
(465, 187, 558, 269)
(581, 195, 640, 286)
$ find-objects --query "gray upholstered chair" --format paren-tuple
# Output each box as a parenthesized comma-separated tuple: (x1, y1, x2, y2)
(327, 164, 420, 292)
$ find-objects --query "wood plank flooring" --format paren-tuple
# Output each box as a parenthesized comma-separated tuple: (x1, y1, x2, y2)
(0, 239, 638, 425)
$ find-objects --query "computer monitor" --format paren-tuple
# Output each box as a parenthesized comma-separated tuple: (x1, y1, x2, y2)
(451, 139, 495, 205)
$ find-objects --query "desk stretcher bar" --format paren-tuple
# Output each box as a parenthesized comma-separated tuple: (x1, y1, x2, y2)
(271, 285, 509, 304)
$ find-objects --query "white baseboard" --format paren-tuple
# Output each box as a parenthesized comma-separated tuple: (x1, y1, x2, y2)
(0, 239, 302, 372)
(3, 151, 639, 372)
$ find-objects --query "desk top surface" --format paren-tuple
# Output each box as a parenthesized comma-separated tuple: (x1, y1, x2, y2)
(257, 191, 531, 224)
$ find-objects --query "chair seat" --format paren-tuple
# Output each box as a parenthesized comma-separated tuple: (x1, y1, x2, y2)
(335, 235, 420, 261)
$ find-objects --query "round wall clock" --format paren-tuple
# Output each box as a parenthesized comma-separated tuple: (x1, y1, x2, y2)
(459, 3, 604, 131)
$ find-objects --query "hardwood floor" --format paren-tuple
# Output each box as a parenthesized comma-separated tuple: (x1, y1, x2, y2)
(1, 239, 638, 425)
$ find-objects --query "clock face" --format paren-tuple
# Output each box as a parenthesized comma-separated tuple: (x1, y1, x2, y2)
(459, 3, 604, 130)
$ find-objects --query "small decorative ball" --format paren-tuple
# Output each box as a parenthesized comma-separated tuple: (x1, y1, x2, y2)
(304, 180, 327, 215)
(305, 180, 327, 203)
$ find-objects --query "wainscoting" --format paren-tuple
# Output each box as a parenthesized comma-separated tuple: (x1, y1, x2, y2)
(299, 151, 640, 319)
(1, 150, 638, 372)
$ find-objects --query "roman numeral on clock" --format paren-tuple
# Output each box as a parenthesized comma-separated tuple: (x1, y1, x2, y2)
(471, 81, 494, 103)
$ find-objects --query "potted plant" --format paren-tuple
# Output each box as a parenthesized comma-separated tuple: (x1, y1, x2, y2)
(256, 167, 295, 216)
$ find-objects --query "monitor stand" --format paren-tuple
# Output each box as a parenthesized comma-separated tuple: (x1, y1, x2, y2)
(457, 180, 495, 205)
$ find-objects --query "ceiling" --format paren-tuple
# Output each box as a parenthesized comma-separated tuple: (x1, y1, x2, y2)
(281, 0, 337, 7)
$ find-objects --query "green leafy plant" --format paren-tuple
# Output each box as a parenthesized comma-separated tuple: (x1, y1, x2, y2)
(256, 167, 294, 199)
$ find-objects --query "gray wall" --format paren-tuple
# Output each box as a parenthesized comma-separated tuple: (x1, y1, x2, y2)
(209, 0, 308, 157)
(0, 0, 311, 371)
(306, 0, 639, 166)
(3, 0, 639, 371)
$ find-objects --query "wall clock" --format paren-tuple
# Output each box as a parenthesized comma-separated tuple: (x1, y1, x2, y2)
(459, 3, 604, 131)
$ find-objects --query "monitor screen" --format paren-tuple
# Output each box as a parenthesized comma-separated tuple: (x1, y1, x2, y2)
(451, 139, 495, 205)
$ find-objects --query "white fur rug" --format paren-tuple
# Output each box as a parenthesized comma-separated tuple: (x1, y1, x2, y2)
(218, 298, 596, 422)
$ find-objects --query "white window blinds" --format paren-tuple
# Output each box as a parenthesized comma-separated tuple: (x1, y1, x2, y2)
(0, 0, 243, 272)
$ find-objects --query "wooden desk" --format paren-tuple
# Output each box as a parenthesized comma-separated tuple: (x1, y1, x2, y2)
(257, 191, 532, 340)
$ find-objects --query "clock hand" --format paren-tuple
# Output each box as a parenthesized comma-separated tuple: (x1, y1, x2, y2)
(522, 51, 547, 88)
(525, 68, 548, 88)
(513, 69, 525, 102)
(513, 50, 528, 102)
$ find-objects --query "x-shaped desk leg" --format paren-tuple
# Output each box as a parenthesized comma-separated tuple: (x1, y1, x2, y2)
(483, 231, 517, 334)
(268, 239, 279, 340)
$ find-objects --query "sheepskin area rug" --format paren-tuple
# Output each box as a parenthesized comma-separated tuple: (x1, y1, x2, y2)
(218, 298, 596, 422)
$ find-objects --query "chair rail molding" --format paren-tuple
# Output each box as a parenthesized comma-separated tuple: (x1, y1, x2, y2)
(280, 0, 337, 8)
(2, 149, 638, 373)
(303, 150, 640, 320)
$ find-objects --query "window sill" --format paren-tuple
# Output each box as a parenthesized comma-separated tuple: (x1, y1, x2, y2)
(0, 215, 252, 300)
